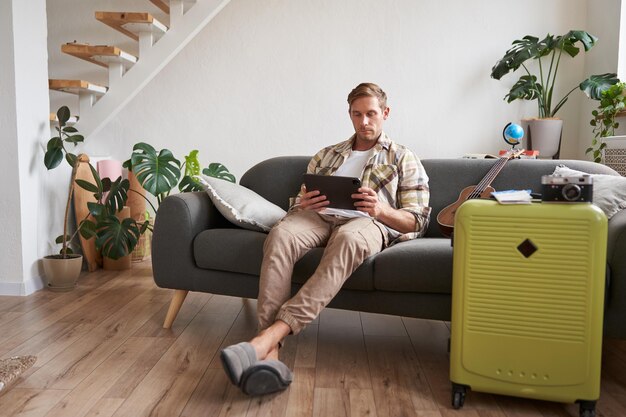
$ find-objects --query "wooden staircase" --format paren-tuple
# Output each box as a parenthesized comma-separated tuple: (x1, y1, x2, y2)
(50, 0, 231, 138)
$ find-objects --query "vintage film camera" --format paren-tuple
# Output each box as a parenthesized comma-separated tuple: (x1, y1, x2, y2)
(541, 174, 593, 203)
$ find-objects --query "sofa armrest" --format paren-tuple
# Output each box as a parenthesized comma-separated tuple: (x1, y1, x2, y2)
(152, 192, 228, 289)
(604, 209, 626, 338)
(607, 208, 626, 265)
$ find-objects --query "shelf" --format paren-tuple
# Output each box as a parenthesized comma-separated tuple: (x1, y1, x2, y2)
(61, 43, 138, 68)
(95, 11, 168, 42)
(48, 79, 108, 95)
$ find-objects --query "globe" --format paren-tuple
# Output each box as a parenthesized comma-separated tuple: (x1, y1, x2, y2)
(503, 122, 524, 146)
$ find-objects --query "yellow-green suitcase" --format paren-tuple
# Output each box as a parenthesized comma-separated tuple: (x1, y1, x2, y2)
(449, 199, 607, 417)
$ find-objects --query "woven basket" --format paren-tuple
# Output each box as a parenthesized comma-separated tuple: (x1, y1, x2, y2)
(132, 218, 153, 262)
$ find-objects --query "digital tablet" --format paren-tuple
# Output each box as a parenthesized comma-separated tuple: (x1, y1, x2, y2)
(302, 173, 362, 210)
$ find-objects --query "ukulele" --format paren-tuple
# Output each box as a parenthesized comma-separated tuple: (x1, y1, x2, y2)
(437, 149, 525, 237)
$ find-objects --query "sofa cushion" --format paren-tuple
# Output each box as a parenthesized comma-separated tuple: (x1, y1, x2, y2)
(194, 228, 374, 291)
(195, 229, 266, 275)
(373, 238, 453, 294)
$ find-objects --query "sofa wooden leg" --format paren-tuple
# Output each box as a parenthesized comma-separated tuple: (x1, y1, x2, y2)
(163, 289, 189, 329)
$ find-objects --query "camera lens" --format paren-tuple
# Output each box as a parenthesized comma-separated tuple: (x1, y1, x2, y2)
(562, 184, 582, 201)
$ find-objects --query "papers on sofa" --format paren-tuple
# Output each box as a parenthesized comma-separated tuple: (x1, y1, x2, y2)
(491, 189, 532, 204)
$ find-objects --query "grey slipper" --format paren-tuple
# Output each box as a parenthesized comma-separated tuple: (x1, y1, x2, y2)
(239, 359, 293, 396)
(220, 342, 258, 386)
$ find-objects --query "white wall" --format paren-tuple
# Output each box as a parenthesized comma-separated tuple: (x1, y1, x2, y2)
(578, 0, 623, 155)
(45, 0, 617, 182)
(0, 0, 50, 295)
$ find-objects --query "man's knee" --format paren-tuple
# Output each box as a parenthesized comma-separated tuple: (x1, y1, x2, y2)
(264, 224, 295, 253)
(333, 221, 384, 254)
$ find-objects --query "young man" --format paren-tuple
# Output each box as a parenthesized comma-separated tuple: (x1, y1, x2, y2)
(221, 82, 431, 396)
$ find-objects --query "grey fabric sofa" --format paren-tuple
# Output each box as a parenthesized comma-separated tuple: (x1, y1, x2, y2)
(152, 156, 626, 339)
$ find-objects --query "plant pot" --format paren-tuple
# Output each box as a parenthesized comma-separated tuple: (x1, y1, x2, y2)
(527, 118, 563, 159)
(131, 216, 153, 262)
(42, 254, 83, 291)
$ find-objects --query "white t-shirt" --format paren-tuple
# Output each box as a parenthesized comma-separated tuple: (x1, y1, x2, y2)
(320, 149, 373, 218)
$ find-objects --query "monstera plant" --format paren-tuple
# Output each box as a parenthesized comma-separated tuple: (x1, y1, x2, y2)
(491, 30, 618, 117)
(123, 142, 235, 214)
(491, 30, 618, 158)
(74, 164, 148, 260)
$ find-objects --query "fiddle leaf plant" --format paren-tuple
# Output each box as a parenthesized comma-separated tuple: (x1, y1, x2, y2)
(491, 30, 618, 118)
(587, 82, 626, 162)
(44, 106, 85, 258)
(75, 163, 147, 260)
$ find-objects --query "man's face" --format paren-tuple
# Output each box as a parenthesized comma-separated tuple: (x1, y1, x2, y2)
(349, 96, 389, 150)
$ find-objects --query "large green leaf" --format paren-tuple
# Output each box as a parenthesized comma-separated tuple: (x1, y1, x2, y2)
(96, 216, 140, 260)
(504, 75, 542, 103)
(104, 177, 130, 214)
(87, 202, 104, 217)
(178, 175, 204, 192)
(44, 147, 64, 170)
(79, 219, 97, 239)
(491, 36, 541, 80)
(580, 73, 619, 100)
(65, 134, 84, 145)
(557, 30, 597, 57)
(202, 163, 236, 183)
(130, 142, 181, 198)
(75, 178, 99, 194)
(65, 153, 78, 168)
(184, 150, 201, 177)
(57, 106, 70, 127)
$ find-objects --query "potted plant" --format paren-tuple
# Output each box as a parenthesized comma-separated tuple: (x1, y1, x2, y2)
(42, 106, 86, 291)
(74, 164, 148, 263)
(588, 82, 626, 162)
(491, 30, 618, 158)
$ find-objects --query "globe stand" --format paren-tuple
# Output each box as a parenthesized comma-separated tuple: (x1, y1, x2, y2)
(503, 122, 523, 150)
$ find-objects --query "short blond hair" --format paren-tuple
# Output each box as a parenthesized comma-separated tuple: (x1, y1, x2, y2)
(347, 83, 388, 111)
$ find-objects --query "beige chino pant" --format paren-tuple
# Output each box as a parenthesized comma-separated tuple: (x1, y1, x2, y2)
(257, 210, 388, 335)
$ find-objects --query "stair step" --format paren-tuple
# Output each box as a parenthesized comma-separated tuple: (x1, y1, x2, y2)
(150, 0, 171, 14)
(149, 0, 196, 14)
(49, 79, 108, 95)
(95, 11, 168, 41)
(49, 113, 79, 124)
(61, 43, 138, 68)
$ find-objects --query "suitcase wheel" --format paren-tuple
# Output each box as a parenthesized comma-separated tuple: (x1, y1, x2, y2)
(451, 383, 467, 409)
(578, 400, 596, 417)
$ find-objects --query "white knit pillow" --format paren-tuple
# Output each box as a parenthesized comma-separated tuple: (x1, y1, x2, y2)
(553, 165, 626, 219)
(197, 175, 286, 232)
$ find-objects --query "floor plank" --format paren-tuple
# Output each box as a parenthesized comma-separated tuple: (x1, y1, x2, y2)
(109, 294, 244, 417)
(0, 388, 68, 417)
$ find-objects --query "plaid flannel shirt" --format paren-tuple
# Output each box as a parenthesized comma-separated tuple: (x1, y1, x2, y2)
(292, 133, 431, 243)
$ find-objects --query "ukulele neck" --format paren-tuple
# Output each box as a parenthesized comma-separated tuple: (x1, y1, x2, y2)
(469, 156, 511, 199)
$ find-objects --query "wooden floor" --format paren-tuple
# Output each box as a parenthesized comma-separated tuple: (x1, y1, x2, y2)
(1, 261, 626, 417)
